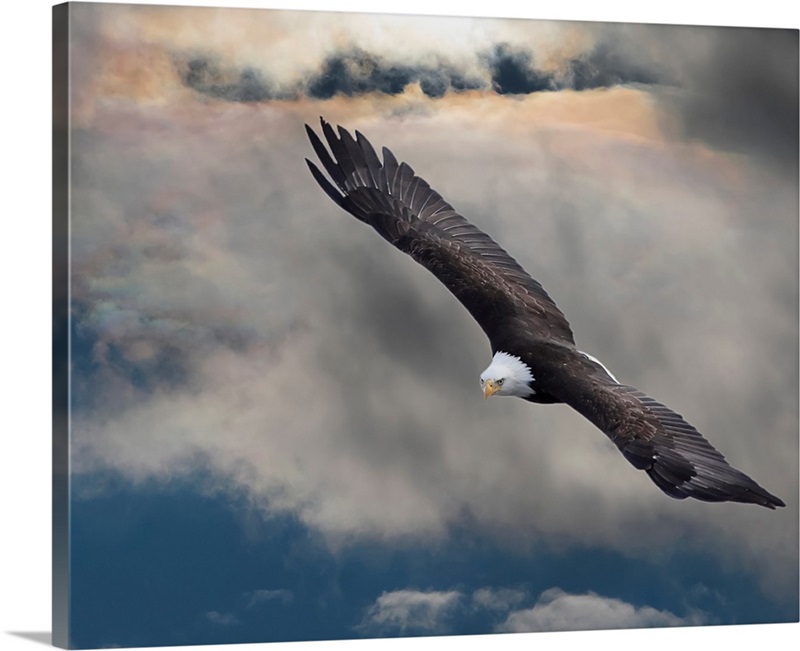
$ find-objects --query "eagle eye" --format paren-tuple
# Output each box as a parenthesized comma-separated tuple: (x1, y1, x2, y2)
(497, 378, 505, 386)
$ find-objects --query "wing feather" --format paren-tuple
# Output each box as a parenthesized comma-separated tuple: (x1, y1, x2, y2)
(304, 125, 348, 192)
(546, 351, 785, 509)
(396, 162, 415, 202)
(305, 118, 574, 346)
(355, 130, 382, 187)
(321, 121, 358, 190)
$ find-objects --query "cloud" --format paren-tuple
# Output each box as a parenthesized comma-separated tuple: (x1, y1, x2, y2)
(566, 41, 661, 89)
(355, 586, 705, 635)
(206, 611, 240, 626)
(355, 589, 462, 635)
(178, 41, 662, 103)
(245, 589, 294, 608)
(67, 1, 798, 609)
(306, 48, 485, 100)
(471, 587, 528, 612)
(497, 588, 705, 633)
(68, 97, 798, 602)
(77, 0, 797, 171)
(180, 56, 289, 102)
(483, 44, 557, 94)
(674, 27, 798, 169)
(177, 39, 667, 103)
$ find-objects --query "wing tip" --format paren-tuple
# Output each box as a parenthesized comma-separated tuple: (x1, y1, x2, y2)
(305, 158, 346, 207)
(647, 463, 786, 509)
(755, 491, 785, 509)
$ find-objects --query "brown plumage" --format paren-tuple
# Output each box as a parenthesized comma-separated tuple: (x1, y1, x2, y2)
(304, 118, 785, 510)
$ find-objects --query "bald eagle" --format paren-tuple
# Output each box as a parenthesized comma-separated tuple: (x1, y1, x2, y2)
(304, 118, 785, 510)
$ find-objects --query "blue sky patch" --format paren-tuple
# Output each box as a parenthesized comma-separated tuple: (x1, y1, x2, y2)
(69, 473, 796, 648)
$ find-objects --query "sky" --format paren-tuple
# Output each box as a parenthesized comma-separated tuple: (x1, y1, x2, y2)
(54, 2, 798, 648)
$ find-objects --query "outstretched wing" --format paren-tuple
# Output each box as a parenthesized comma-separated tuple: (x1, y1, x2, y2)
(547, 350, 785, 508)
(305, 118, 574, 347)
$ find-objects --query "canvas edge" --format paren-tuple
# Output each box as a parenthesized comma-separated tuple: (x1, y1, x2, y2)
(52, 2, 71, 649)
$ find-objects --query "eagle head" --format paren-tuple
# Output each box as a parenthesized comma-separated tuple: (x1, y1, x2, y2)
(479, 351, 535, 399)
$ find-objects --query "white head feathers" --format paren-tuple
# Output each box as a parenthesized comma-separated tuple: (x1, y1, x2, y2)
(480, 351, 535, 398)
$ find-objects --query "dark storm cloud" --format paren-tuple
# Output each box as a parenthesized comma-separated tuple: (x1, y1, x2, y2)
(179, 49, 484, 102)
(178, 42, 667, 102)
(181, 56, 293, 102)
(484, 44, 557, 95)
(297, 48, 485, 99)
(307, 48, 503, 98)
(307, 49, 415, 98)
(567, 42, 661, 90)
(483, 41, 663, 95)
(663, 27, 798, 169)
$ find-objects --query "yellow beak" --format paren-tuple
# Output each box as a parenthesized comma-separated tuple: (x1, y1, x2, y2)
(484, 380, 499, 400)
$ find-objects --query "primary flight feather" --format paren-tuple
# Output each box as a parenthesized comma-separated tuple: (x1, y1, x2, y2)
(304, 118, 785, 510)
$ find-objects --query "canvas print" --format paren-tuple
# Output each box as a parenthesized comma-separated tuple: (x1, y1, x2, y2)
(53, 2, 799, 648)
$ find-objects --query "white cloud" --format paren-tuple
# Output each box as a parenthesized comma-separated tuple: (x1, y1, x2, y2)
(245, 589, 294, 608)
(472, 587, 528, 612)
(355, 585, 706, 635)
(497, 588, 704, 633)
(85, 2, 588, 92)
(356, 589, 462, 635)
(206, 611, 240, 626)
